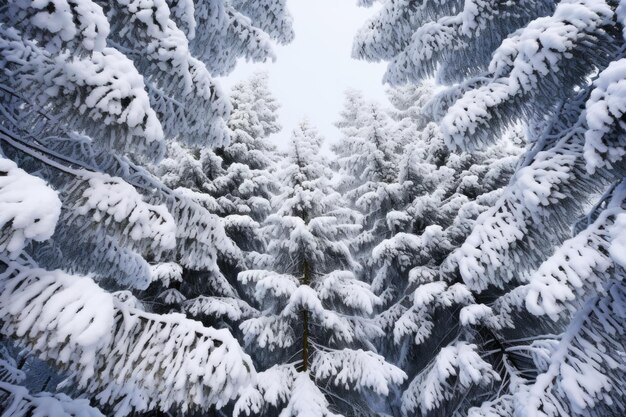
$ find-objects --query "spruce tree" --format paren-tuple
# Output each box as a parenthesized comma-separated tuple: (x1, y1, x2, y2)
(332, 83, 521, 415)
(354, 1, 626, 416)
(148, 72, 283, 334)
(235, 120, 405, 417)
(333, 95, 404, 278)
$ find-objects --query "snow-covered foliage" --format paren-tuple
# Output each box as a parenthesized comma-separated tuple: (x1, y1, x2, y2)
(331, 83, 520, 415)
(236, 371, 342, 417)
(0, 1, 294, 415)
(353, 0, 626, 415)
(0, 158, 61, 257)
(332, 89, 514, 374)
(585, 58, 626, 174)
(154, 72, 280, 228)
(402, 342, 500, 416)
(0, 256, 254, 416)
(332, 95, 401, 276)
(230, 0, 294, 46)
(0, 343, 104, 417)
(238, 120, 405, 416)
(4, 0, 626, 415)
(312, 349, 406, 396)
(147, 72, 282, 334)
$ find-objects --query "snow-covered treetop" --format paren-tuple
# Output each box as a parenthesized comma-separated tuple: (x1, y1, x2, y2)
(230, 72, 282, 140)
(334, 89, 367, 133)
(341, 101, 398, 185)
(270, 120, 342, 222)
(288, 120, 326, 171)
(225, 72, 282, 170)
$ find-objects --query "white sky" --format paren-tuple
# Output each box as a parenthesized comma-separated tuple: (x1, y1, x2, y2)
(219, 0, 388, 151)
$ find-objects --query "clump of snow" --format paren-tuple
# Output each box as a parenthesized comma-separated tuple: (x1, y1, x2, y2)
(0, 158, 61, 257)
(75, 173, 176, 252)
(584, 58, 626, 173)
(402, 342, 500, 415)
(0, 380, 105, 417)
(278, 373, 341, 417)
(233, 365, 297, 417)
(183, 296, 257, 322)
(150, 262, 183, 286)
(63, 48, 165, 144)
(8, 0, 110, 51)
(610, 212, 626, 268)
(312, 349, 406, 396)
(316, 271, 381, 315)
(460, 304, 496, 327)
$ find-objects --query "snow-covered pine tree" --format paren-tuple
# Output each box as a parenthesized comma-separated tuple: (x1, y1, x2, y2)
(234, 120, 406, 417)
(334, 89, 368, 148)
(355, 0, 626, 416)
(330, 83, 519, 415)
(148, 72, 282, 334)
(363, 84, 521, 415)
(377, 124, 523, 417)
(0, 1, 293, 415)
(213, 72, 282, 245)
(332, 95, 405, 276)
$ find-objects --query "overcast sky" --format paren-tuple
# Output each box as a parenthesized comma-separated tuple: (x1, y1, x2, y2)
(219, 0, 388, 151)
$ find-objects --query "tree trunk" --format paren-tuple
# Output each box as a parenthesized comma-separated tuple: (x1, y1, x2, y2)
(301, 260, 311, 371)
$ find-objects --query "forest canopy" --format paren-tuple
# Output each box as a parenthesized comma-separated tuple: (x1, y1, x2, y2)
(1, 1, 626, 417)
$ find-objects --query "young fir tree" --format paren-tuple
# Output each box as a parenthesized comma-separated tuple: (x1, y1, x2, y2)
(0, 1, 293, 415)
(233, 120, 406, 417)
(214, 71, 283, 246)
(148, 72, 282, 334)
(332, 94, 404, 276)
(354, 0, 626, 416)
